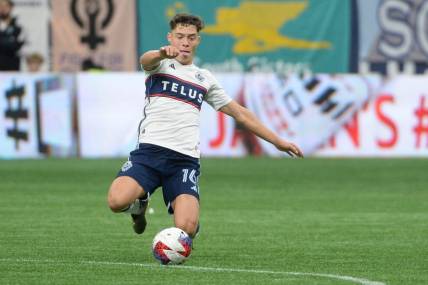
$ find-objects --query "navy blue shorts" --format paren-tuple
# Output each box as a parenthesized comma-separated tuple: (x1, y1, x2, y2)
(117, 143, 200, 214)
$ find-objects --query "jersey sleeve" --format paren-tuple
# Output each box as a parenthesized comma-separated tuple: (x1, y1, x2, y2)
(204, 72, 232, 111)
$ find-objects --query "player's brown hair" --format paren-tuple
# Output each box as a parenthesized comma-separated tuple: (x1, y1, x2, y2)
(169, 13, 204, 32)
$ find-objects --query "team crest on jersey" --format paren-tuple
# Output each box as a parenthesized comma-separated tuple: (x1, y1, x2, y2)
(169, 63, 176, 69)
(121, 161, 133, 172)
(195, 72, 205, 82)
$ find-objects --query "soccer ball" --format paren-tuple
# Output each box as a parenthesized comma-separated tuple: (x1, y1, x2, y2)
(152, 227, 192, 265)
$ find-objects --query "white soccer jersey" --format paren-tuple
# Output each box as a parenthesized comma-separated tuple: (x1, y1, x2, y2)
(138, 58, 232, 158)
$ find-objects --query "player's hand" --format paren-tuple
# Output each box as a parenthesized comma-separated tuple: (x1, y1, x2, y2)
(275, 140, 304, 158)
(159, 46, 180, 59)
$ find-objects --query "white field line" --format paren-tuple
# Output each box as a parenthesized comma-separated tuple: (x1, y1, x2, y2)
(0, 258, 386, 285)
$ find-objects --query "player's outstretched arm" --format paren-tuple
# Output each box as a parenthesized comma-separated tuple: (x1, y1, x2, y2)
(219, 100, 304, 158)
(139, 46, 180, 71)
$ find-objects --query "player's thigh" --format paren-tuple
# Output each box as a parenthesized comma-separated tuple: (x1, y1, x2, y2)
(108, 176, 144, 212)
(108, 161, 160, 212)
(172, 194, 199, 232)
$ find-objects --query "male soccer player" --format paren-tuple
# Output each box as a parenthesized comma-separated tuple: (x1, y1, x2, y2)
(107, 14, 303, 239)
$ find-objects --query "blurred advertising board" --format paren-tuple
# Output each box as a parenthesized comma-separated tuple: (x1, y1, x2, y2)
(0, 74, 75, 158)
(317, 76, 428, 156)
(2, 73, 428, 158)
(201, 73, 381, 157)
(204, 74, 428, 157)
(51, 0, 137, 72)
(76, 73, 146, 157)
(357, 0, 428, 75)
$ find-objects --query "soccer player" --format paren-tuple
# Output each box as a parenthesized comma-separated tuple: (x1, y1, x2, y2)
(107, 14, 303, 239)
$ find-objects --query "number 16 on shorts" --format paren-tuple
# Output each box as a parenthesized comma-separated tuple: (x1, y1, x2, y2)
(182, 169, 199, 194)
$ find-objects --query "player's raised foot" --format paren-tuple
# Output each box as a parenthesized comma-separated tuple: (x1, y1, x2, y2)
(131, 199, 148, 234)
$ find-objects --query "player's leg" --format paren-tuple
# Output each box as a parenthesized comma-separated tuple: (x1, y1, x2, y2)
(107, 176, 150, 234)
(171, 194, 200, 238)
(162, 151, 201, 238)
(108, 159, 160, 234)
(107, 176, 146, 213)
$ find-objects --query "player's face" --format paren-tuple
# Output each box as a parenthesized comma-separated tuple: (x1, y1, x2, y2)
(168, 24, 200, 65)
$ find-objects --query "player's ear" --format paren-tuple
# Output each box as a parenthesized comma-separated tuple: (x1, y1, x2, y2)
(194, 35, 201, 47)
(167, 32, 172, 43)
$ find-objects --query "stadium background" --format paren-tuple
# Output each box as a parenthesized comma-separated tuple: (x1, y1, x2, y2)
(1, 1, 428, 285)
(2, 0, 428, 158)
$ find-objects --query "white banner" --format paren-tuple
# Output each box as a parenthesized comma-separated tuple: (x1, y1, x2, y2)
(244, 74, 381, 156)
(76, 73, 145, 157)
(4, 73, 426, 158)
(316, 76, 428, 156)
(0, 74, 38, 158)
(0, 74, 74, 158)
(199, 73, 381, 157)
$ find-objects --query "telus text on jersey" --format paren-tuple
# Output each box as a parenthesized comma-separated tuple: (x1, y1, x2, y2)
(161, 80, 204, 104)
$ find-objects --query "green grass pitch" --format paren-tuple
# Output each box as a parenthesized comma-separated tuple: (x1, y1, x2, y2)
(0, 158, 427, 284)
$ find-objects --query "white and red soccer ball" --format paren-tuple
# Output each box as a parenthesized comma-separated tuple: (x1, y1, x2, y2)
(152, 227, 192, 265)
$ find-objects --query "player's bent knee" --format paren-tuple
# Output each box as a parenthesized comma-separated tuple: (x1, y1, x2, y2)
(107, 186, 129, 213)
(107, 194, 125, 213)
(107, 176, 145, 213)
(107, 188, 128, 212)
(175, 218, 198, 237)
